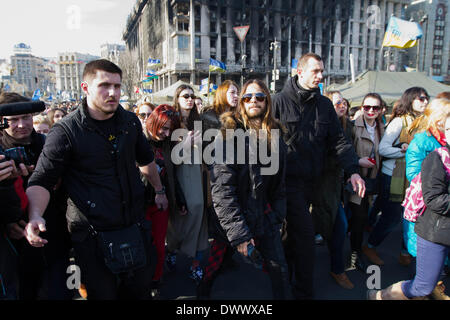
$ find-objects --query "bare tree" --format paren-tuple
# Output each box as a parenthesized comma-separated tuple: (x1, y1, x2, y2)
(118, 49, 140, 100)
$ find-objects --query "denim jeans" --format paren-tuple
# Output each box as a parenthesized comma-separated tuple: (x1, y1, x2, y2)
(367, 173, 404, 249)
(327, 204, 349, 274)
(402, 235, 449, 298)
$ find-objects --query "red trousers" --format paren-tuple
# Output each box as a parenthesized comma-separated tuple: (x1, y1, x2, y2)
(145, 204, 169, 281)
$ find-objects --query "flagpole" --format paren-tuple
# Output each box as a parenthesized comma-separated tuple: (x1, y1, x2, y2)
(207, 67, 211, 108)
(415, 38, 420, 71)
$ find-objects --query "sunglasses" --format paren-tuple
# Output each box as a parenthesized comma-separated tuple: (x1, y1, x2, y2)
(181, 94, 196, 100)
(162, 109, 180, 117)
(242, 92, 267, 103)
(139, 112, 152, 119)
(362, 105, 382, 112)
(417, 96, 429, 102)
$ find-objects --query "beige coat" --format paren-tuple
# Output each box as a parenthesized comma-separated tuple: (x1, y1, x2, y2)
(350, 115, 384, 205)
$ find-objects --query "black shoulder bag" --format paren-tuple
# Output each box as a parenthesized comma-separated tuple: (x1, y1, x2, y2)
(96, 223, 148, 274)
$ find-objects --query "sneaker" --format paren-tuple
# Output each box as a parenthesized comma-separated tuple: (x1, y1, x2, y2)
(165, 252, 177, 272)
(345, 251, 368, 272)
(362, 244, 384, 265)
(189, 265, 204, 283)
(398, 252, 413, 267)
(330, 272, 354, 289)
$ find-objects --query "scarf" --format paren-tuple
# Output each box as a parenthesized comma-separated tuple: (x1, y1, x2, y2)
(1, 130, 32, 149)
(429, 127, 447, 146)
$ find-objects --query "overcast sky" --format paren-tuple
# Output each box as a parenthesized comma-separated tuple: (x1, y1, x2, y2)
(0, 0, 137, 60)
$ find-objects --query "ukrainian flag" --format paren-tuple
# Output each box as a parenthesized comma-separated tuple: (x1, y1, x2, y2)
(209, 58, 226, 73)
(382, 16, 423, 49)
(147, 59, 161, 69)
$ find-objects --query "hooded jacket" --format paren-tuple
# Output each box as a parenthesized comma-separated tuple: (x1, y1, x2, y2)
(272, 75, 359, 185)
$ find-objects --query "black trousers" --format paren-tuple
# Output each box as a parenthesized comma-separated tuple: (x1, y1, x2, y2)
(257, 215, 291, 300)
(72, 232, 156, 300)
(283, 185, 315, 300)
(348, 197, 369, 253)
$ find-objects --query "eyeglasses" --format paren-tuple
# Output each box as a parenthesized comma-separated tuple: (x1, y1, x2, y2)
(362, 105, 382, 112)
(139, 112, 152, 119)
(242, 92, 267, 103)
(181, 94, 196, 100)
(417, 96, 429, 102)
(162, 109, 180, 117)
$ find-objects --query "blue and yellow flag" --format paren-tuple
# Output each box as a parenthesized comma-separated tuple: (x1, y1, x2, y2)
(32, 89, 42, 101)
(147, 59, 161, 69)
(209, 58, 226, 73)
(382, 16, 423, 49)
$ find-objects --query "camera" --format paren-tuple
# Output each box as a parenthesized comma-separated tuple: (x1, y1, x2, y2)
(0, 145, 31, 166)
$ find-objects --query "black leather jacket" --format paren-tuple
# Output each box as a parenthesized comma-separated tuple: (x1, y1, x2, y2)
(29, 99, 154, 241)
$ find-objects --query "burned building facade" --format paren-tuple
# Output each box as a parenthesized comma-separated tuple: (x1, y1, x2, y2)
(123, 0, 410, 93)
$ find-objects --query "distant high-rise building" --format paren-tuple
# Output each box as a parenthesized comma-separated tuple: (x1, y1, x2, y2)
(10, 43, 51, 94)
(55, 52, 100, 100)
(101, 43, 126, 65)
(122, 0, 410, 92)
(404, 0, 450, 83)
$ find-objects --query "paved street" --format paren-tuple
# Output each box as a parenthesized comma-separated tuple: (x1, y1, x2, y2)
(159, 221, 450, 300)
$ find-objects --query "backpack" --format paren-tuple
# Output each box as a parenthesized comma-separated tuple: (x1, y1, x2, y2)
(402, 147, 450, 222)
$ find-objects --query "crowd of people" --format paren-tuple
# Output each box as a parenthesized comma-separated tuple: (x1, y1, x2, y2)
(0, 55, 449, 301)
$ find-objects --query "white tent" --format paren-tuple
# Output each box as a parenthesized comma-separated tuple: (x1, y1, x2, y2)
(149, 80, 202, 104)
(328, 71, 450, 108)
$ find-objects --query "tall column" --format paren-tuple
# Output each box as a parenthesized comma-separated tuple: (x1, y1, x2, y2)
(314, 0, 323, 56)
(216, 4, 222, 84)
(250, 0, 259, 67)
(393, 2, 402, 71)
(368, 0, 378, 70)
(190, 0, 195, 84)
(333, 4, 342, 72)
(273, 1, 282, 68)
(200, 4, 210, 61)
(377, 0, 386, 71)
(352, 0, 361, 72)
(226, 0, 235, 65)
(294, 0, 304, 59)
(361, 0, 369, 71)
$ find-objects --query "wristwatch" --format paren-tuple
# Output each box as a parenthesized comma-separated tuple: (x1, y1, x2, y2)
(155, 186, 166, 195)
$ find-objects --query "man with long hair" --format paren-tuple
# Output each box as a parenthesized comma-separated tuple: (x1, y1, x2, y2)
(208, 79, 290, 299)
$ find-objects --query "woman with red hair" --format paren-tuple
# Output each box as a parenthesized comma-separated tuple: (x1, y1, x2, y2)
(143, 104, 187, 298)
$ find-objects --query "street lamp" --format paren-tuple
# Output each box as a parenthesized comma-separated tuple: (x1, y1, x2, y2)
(270, 39, 280, 93)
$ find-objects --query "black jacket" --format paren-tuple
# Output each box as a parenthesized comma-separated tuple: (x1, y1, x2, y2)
(209, 115, 287, 247)
(272, 76, 359, 185)
(0, 179, 22, 225)
(29, 99, 154, 241)
(415, 145, 450, 246)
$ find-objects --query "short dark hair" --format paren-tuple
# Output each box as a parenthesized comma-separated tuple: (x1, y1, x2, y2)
(0, 92, 30, 105)
(82, 59, 122, 81)
(297, 53, 322, 70)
